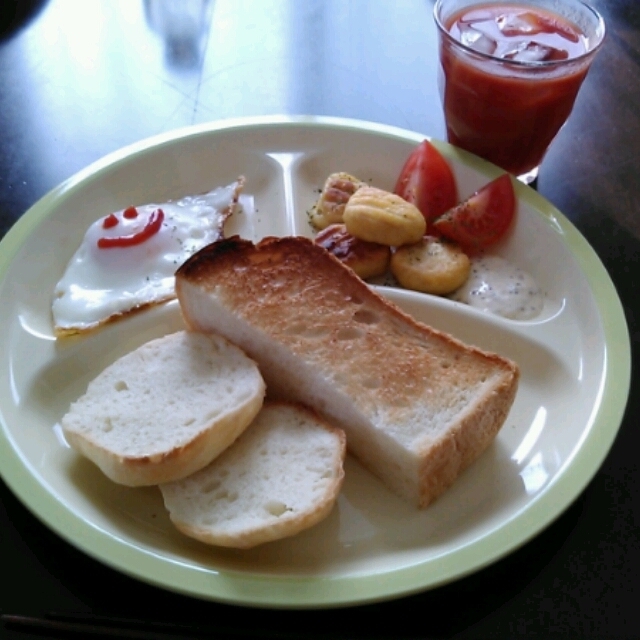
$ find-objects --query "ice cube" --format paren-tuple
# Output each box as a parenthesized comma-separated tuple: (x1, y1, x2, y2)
(459, 23, 497, 55)
(497, 12, 540, 37)
(497, 11, 580, 43)
(502, 40, 569, 62)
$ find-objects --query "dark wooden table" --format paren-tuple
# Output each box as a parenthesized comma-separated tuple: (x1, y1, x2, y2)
(1, 1, 638, 638)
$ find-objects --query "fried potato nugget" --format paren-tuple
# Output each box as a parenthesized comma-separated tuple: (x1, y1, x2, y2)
(315, 224, 391, 280)
(309, 172, 366, 231)
(390, 236, 470, 295)
(343, 186, 426, 247)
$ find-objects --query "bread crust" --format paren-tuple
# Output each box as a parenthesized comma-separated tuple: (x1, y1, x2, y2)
(160, 401, 346, 548)
(176, 236, 519, 507)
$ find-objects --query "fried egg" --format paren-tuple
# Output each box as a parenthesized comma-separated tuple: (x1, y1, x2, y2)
(52, 178, 246, 337)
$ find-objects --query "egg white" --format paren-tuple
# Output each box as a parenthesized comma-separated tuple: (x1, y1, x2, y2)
(52, 180, 244, 335)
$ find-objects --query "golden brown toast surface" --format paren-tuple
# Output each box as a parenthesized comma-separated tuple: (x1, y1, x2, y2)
(176, 236, 519, 507)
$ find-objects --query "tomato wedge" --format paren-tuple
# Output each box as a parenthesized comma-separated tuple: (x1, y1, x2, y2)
(432, 174, 516, 252)
(394, 139, 458, 227)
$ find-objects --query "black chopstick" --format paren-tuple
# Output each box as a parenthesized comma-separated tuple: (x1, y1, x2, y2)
(1, 612, 333, 639)
(2, 613, 446, 640)
(2, 614, 192, 639)
(3, 612, 293, 639)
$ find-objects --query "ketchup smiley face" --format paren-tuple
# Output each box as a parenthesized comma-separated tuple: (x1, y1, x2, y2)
(97, 207, 165, 249)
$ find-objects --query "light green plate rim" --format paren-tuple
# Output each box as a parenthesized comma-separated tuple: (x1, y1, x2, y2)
(0, 116, 631, 608)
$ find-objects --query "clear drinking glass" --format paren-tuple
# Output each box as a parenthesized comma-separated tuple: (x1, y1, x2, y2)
(433, 0, 605, 184)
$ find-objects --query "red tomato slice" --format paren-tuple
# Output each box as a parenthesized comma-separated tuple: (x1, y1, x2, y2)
(432, 174, 516, 252)
(394, 139, 458, 227)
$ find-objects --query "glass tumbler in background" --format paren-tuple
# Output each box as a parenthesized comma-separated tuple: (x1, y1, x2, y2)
(433, 0, 605, 184)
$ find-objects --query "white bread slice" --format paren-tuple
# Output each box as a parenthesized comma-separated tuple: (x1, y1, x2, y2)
(175, 236, 519, 508)
(160, 401, 346, 549)
(61, 330, 266, 486)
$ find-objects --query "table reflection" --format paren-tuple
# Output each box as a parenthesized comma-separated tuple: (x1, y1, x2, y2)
(144, 0, 215, 71)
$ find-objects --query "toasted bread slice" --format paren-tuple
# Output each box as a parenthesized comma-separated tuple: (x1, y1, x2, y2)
(160, 401, 346, 548)
(61, 330, 266, 486)
(175, 236, 519, 508)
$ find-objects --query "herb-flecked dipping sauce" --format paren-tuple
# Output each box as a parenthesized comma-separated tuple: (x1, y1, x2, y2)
(450, 254, 544, 320)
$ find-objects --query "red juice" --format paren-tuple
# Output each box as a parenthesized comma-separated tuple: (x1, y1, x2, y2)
(437, 2, 597, 176)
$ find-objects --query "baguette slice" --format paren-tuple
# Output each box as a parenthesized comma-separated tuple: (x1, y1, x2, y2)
(176, 236, 519, 508)
(62, 330, 266, 486)
(160, 401, 346, 549)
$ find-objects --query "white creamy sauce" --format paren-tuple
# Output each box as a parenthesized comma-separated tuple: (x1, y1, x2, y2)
(450, 255, 544, 320)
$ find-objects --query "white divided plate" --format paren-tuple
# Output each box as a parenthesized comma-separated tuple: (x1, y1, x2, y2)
(0, 116, 630, 608)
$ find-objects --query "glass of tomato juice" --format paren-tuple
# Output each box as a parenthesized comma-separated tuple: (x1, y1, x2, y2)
(433, 0, 605, 183)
